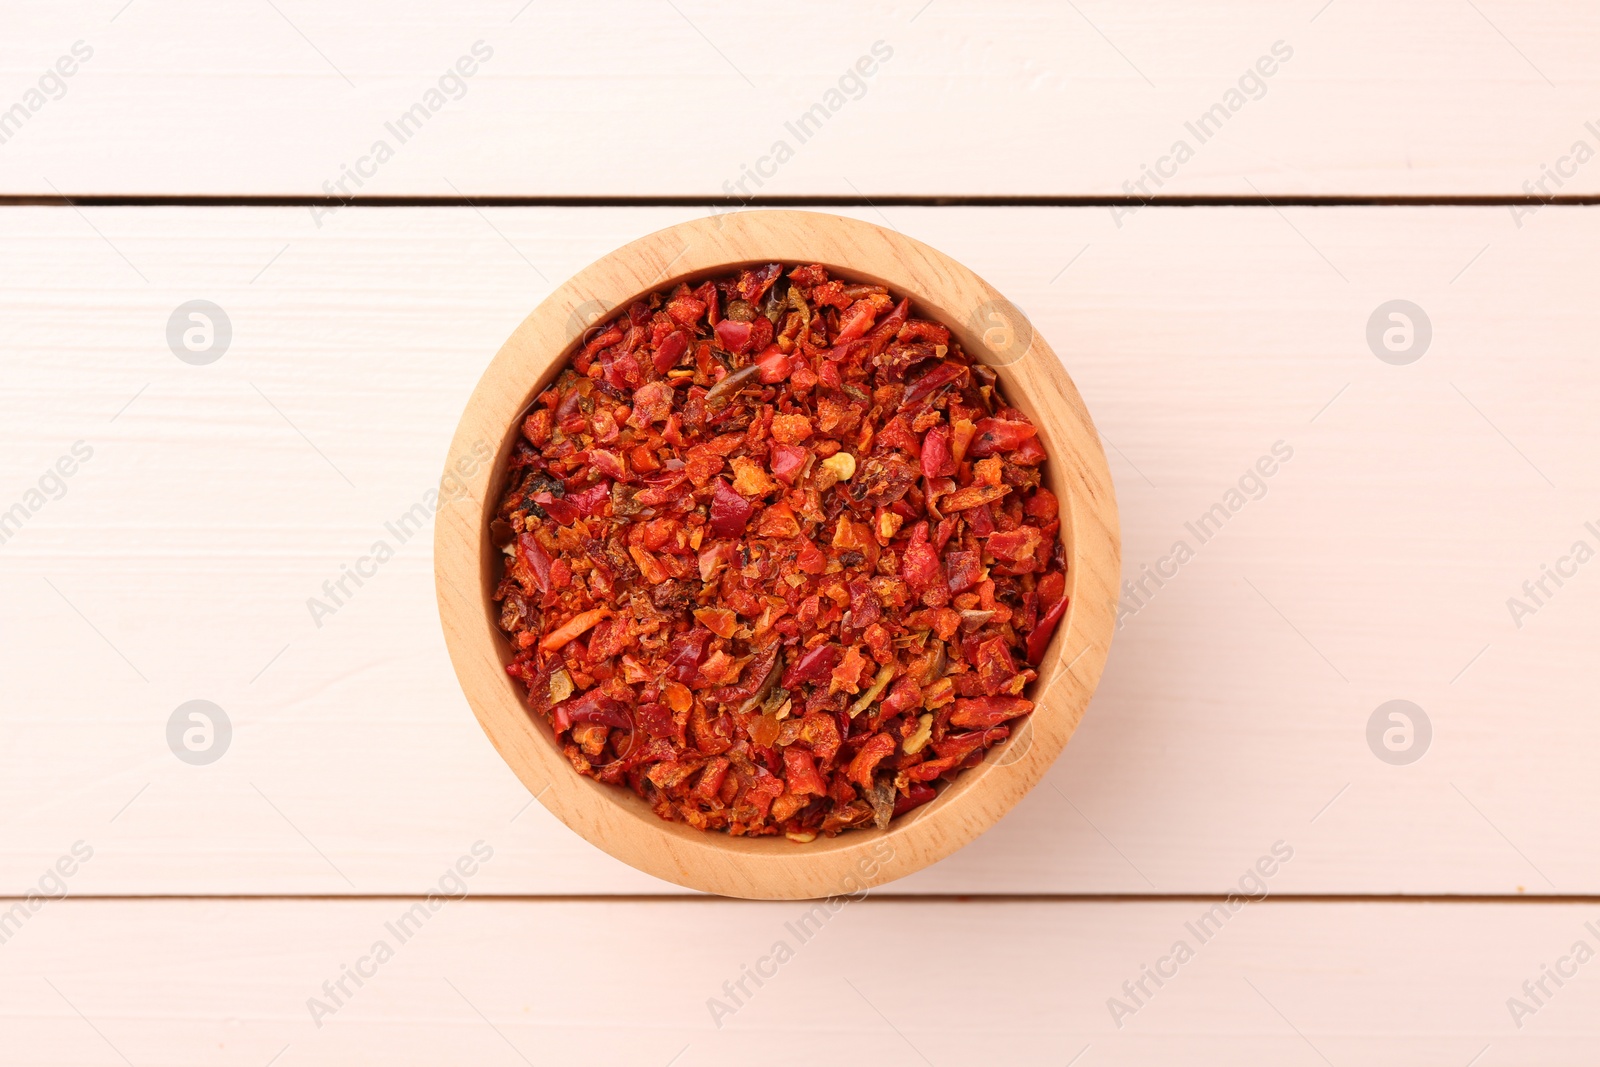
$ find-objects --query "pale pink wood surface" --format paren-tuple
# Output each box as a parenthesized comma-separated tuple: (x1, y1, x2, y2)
(3, 1, 1598, 196)
(0, 898, 1592, 1066)
(0, 206, 1591, 896)
(2, 5, 1595, 1051)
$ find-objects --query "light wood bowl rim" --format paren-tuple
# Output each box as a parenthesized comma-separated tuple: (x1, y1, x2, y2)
(434, 209, 1120, 900)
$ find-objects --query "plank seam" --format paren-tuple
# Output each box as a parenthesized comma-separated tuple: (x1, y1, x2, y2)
(3, 195, 1600, 208)
(17, 894, 1599, 904)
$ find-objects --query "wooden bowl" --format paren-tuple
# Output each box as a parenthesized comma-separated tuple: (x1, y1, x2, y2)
(435, 210, 1119, 899)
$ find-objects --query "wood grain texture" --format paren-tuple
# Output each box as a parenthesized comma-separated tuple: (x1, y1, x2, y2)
(9, 11, 1595, 1057)
(433, 210, 1119, 898)
(4, 1, 1599, 196)
(2, 897, 1596, 1065)
(0, 205, 1594, 896)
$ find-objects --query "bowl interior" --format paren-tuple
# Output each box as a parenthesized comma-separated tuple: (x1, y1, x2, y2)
(475, 258, 1076, 859)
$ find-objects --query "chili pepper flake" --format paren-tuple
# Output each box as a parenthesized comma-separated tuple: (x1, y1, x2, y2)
(493, 264, 1066, 838)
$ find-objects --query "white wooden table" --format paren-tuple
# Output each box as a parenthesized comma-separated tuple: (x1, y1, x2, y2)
(3, 2, 1598, 1063)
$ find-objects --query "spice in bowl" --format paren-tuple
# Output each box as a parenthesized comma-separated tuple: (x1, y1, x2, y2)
(493, 263, 1066, 839)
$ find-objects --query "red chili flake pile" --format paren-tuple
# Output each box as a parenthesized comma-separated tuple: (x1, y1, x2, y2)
(493, 263, 1067, 840)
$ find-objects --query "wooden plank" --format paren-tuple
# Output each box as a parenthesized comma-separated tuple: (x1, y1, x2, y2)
(3, 1, 1599, 196)
(1, 898, 1595, 1064)
(0, 205, 1594, 895)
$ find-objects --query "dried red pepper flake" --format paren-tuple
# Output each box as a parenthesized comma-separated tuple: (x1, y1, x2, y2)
(492, 263, 1065, 839)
